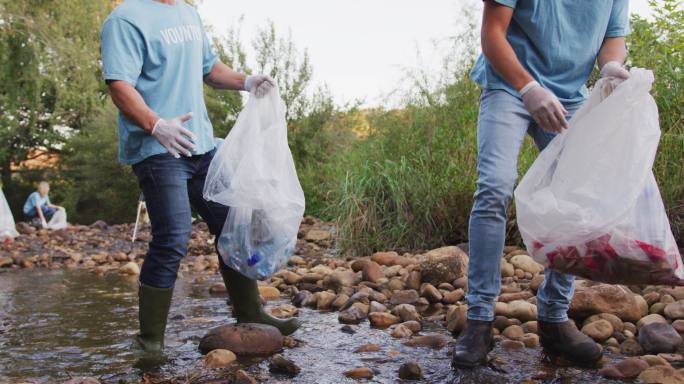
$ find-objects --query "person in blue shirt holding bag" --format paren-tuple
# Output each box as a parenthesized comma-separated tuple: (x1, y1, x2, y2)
(453, 0, 631, 368)
(23, 181, 63, 228)
(100, 0, 300, 355)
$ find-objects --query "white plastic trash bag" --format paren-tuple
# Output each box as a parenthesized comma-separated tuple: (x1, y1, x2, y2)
(0, 188, 18, 240)
(204, 87, 305, 280)
(47, 207, 68, 230)
(515, 68, 683, 285)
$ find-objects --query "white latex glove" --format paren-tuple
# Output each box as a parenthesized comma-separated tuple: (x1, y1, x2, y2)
(244, 75, 275, 98)
(600, 61, 630, 80)
(520, 81, 569, 133)
(41, 219, 48, 229)
(151, 113, 197, 158)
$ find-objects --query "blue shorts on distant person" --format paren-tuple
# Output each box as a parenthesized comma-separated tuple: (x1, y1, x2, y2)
(132, 148, 230, 289)
(25, 205, 56, 222)
(466, 89, 583, 323)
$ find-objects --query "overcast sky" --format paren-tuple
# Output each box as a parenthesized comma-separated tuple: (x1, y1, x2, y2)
(198, 0, 654, 107)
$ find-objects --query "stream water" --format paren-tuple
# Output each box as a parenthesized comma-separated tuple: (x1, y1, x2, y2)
(0, 269, 629, 383)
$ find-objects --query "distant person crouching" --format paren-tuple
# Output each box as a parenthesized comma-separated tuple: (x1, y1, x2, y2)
(22, 181, 67, 229)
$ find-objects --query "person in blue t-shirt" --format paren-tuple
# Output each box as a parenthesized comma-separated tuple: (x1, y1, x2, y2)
(453, 0, 631, 368)
(100, 0, 299, 354)
(23, 181, 63, 228)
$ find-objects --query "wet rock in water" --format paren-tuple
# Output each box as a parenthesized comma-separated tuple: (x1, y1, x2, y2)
(344, 367, 374, 380)
(362, 261, 385, 283)
(403, 334, 449, 349)
(332, 293, 350, 310)
(420, 247, 468, 285)
(398, 362, 423, 380)
(62, 378, 101, 384)
(0, 257, 13, 268)
(446, 305, 467, 334)
(509, 254, 543, 274)
(638, 322, 683, 354)
(583, 313, 624, 333)
(620, 338, 645, 356)
(569, 283, 648, 323)
(393, 304, 421, 322)
(118, 261, 140, 275)
(501, 339, 525, 350)
(442, 288, 465, 304)
(637, 314, 668, 330)
(280, 270, 303, 285)
(258, 286, 281, 300)
(269, 304, 299, 319)
(638, 365, 684, 384)
(581, 319, 614, 341)
(521, 333, 540, 348)
(234, 369, 257, 384)
(292, 290, 314, 308)
(371, 251, 413, 267)
(369, 312, 400, 329)
(199, 323, 283, 356)
(354, 343, 381, 353)
(339, 305, 368, 324)
(369, 301, 387, 313)
(599, 357, 650, 379)
(641, 354, 670, 366)
(521, 321, 538, 334)
(391, 324, 414, 338)
(664, 300, 684, 320)
(204, 349, 237, 368)
(502, 325, 524, 340)
(390, 290, 420, 305)
(314, 291, 336, 310)
(269, 354, 301, 375)
(340, 291, 370, 311)
(419, 283, 443, 303)
(401, 320, 421, 333)
(340, 325, 358, 334)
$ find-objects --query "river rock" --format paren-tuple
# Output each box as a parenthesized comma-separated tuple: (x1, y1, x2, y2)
(664, 300, 684, 320)
(584, 313, 624, 332)
(234, 369, 257, 384)
(269, 354, 301, 375)
(340, 291, 370, 310)
(118, 262, 140, 275)
(354, 343, 381, 353)
(501, 339, 525, 350)
(637, 314, 668, 330)
(339, 305, 368, 324)
(509, 254, 543, 274)
(369, 301, 387, 313)
(442, 288, 465, 304)
(398, 362, 423, 380)
(502, 325, 524, 340)
(315, 291, 337, 310)
(620, 338, 645, 356)
(393, 304, 421, 322)
(270, 304, 299, 319)
(332, 293, 350, 310)
(62, 378, 100, 384)
(401, 320, 421, 333)
(521, 333, 540, 348)
(258, 286, 281, 300)
(362, 261, 385, 283)
(581, 319, 614, 341)
(390, 290, 420, 305)
(204, 349, 236, 368)
(419, 283, 443, 303)
(501, 258, 514, 278)
(369, 312, 399, 329)
(522, 321, 538, 334)
(403, 334, 449, 349)
(599, 357, 650, 379)
(305, 229, 331, 242)
(344, 367, 374, 379)
(638, 322, 683, 354)
(406, 271, 422, 290)
(638, 365, 684, 384)
(446, 305, 467, 334)
(499, 300, 537, 322)
(641, 355, 670, 366)
(569, 283, 648, 322)
(199, 324, 283, 356)
(391, 324, 413, 338)
(292, 290, 314, 308)
(371, 251, 412, 267)
(420, 247, 468, 285)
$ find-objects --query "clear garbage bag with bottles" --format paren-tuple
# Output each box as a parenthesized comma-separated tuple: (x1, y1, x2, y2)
(204, 86, 305, 280)
(515, 68, 683, 285)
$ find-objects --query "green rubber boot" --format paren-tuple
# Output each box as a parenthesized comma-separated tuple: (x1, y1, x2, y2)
(220, 268, 301, 335)
(135, 283, 173, 353)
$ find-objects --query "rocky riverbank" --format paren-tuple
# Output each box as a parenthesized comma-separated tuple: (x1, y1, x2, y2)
(3, 219, 684, 383)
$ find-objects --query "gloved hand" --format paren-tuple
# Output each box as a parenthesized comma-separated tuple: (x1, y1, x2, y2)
(151, 112, 197, 158)
(520, 81, 569, 133)
(600, 61, 630, 80)
(244, 75, 275, 98)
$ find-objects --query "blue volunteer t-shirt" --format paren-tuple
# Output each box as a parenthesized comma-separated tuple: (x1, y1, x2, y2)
(471, 0, 630, 103)
(23, 192, 49, 215)
(100, 0, 218, 164)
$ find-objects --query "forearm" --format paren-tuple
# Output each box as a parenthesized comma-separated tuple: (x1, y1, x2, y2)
(481, 3, 534, 91)
(203, 62, 246, 90)
(107, 81, 159, 133)
(598, 37, 627, 68)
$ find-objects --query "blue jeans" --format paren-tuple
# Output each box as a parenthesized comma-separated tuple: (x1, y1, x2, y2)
(132, 149, 229, 289)
(466, 89, 582, 323)
(26, 205, 56, 221)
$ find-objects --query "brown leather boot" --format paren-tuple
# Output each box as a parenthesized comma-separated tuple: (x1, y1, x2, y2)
(538, 320, 602, 366)
(451, 319, 494, 368)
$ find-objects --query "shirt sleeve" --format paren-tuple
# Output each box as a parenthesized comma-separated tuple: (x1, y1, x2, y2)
(606, 0, 630, 37)
(489, 0, 517, 8)
(100, 17, 145, 85)
(199, 19, 218, 75)
(29, 193, 40, 209)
